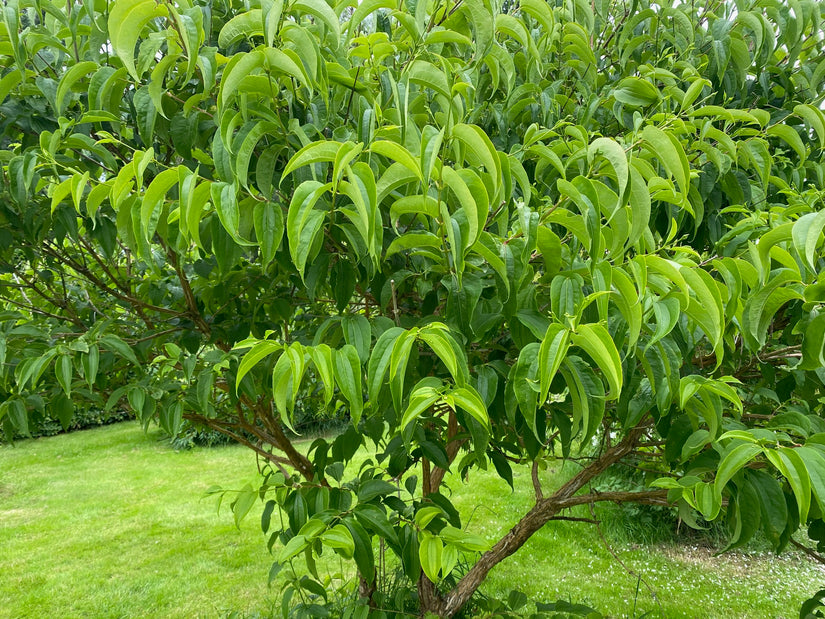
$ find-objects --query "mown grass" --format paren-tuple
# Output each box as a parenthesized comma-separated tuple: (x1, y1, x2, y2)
(1, 422, 822, 618)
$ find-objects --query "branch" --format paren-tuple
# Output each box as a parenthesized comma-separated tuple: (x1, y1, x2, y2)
(0, 292, 85, 328)
(429, 411, 465, 489)
(162, 242, 213, 340)
(182, 413, 293, 477)
(532, 460, 543, 500)
(40, 242, 178, 326)
(790, 538, 825, 566)
(440, 425, 655, 617)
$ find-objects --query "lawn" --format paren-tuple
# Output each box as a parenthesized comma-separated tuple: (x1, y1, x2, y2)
(1, 422, 822, 618)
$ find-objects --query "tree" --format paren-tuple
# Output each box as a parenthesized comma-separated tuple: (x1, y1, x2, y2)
(2, 0, 825, 615)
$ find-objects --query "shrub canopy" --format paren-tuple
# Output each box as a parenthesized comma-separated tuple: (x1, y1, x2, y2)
(2, 0, 825, 615)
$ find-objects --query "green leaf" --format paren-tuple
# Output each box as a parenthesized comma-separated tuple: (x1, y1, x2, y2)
(451, 124, 501, 197)
(801, 313, 825, 370)
(100, 335, 139, 365)
(321, 524, 354, 558)
(342, 315, 371, 364)
(614, 77, 659, 107)
(460, 0, 494, 54)
(766, 124, 806, 163)
(211, 182, 241, 240)
(681, 266, 724, 360)
(391, 195, 440, 221)
(254, 201, 285, 267)
(792, 211, 825, 274)
(56, 61, 98, 116)
(641, 125, 689, 196)
(389, 329, 418, 413)
(794, 103, 825, 149)
(232, 483, 257, 528)
(307, 344, 335, 406)
(81, 345, 99, 389)
(386, 232, 443, 260)
(627, 165, 651, 247)
(367, 327, 404, 405)
(141, 167, 180, 241)
(55, 354, 72, 397)
(442, 166, 485, 250)
(407, 60, 451, 100)
(538, 323, 570, 402)
(235, 122, 278, 191)
(400, 385, 441, 430)
(282, 141, 342, 179)
(354, 503, 399, 546)
(218, 9, 263, 48)
(450, 386, 490, 433)
(742, 270, 803, 351)
(287, 181, 330, 280)
(333, 345, 364, 426)
(108, 0, 169, 80)
(588, 137, 628, 197)
(714, 443, 761, 499)
(797, 447, 825, 513)
(418, 532, 443, 582)
(277, 534, 309, 562)
(438, 525, 490, 552)
(290, 0, 340, 47)
(765, 447, 811, 523)
(419, 324, 466, 386)
(560, 356, 605, 444)
(570, 324, 623, 399)
(236, 340, 282, 392)
(343, 518, 375, 583)
(0, 70, 21, 106)
(370, 140, 422, 181)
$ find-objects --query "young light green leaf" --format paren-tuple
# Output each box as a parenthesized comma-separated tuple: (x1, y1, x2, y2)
(287, 180, 330, 279)
(451, 124, 501, 196)
(236, 340, 282, 392)
(641, 125, 689, 196)
(539, 323, 570, 402)
(792, 211, 825, 274)
(588, 137, 628, 197)
(450, 386, 491, 432)
(571, 323, 623, 399)
(282, 141, 342, 179)
(399, 385, 441, 430)
(370, 140, 422, 181)
(713, 443, 761, 499)
(108, 0, 169, 80)
(418, 532, 443, 583)
(218, 9, 263, 48)
(211, 182, 240, 240)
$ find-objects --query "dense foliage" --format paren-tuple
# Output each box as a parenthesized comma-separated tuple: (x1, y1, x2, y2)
(2, 0, 825, 615)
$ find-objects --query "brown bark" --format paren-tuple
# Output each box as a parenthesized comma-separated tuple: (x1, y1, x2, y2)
(211, 380, 317, 482)
(791, 538, 825, 565)
(434, 426, 660, 617)
(430, 411, 463, 489)
(418, 573, 446, 616)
